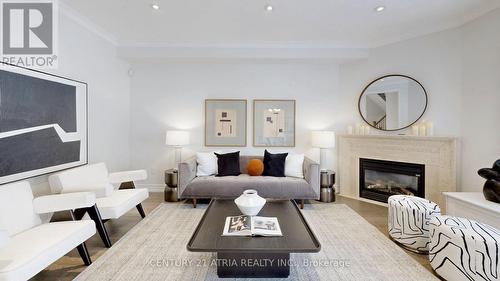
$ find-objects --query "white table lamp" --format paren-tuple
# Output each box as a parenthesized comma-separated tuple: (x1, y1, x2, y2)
(166, 130, 190, 170)
(311, 131, 335, 171)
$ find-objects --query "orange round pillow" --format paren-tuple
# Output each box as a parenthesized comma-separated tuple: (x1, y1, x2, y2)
(247, 159, 264, 176)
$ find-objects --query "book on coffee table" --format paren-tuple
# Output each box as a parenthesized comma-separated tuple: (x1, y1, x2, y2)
(222, 215, 282, 237)
(188, 200, 320, 278)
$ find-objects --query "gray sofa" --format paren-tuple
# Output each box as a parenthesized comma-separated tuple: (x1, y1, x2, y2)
(178, 155, 320, 208)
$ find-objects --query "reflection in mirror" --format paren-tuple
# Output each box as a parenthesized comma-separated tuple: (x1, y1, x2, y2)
(359, 75, 427, 131)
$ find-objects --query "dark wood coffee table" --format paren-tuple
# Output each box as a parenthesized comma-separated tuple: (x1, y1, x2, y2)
(187, 199, 321, 278)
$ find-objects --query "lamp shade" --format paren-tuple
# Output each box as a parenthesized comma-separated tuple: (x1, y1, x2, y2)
(311, 131, 335, 148)
(165, 130, 190, 146)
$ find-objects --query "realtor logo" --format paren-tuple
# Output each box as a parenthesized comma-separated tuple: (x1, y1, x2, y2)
(1, 0, 58, 68)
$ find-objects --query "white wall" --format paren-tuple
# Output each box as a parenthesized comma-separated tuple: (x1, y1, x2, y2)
(129, 61, 344, 187)
(460, 8, 500, 191)
(339, 28, 464, 190)
(364, 95, 385, 123)
(340, 28, 463, 137)
(129, 18, 498, 192)
(340, 10, 500, 192)
(408, 81, 426, 122)
(29, 11, 131, 195)
(48, 6, 496, 195)
(385, 92, 400, 129)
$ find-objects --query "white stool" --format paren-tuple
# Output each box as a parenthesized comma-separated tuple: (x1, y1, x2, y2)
(388, 195, 441, 253)
(429, 216, 500, 281)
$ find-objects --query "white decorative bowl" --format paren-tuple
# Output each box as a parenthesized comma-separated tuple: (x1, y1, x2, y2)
(234, 189, 266, 216)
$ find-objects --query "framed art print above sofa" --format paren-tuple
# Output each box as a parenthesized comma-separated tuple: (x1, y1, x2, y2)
(0, 63, 88, 184)
(205, 99, 247, 147)
(253, 99, 295, 147)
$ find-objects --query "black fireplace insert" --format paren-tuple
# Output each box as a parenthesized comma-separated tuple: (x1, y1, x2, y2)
(359, 158, 425, 203)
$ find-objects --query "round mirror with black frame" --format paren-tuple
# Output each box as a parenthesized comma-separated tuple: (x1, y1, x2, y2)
(358, 75, 428, 131)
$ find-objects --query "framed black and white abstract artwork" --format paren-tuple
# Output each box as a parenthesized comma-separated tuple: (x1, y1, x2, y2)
(0, 63, 88, 184)
(253, 100, 295, 147)
(205, 99, 247, 147)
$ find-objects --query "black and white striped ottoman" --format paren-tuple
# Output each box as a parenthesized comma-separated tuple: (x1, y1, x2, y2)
(429, 216, 500, 281)
(388, 195, 441, 253)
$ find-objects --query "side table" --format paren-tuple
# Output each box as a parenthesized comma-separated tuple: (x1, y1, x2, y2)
(164, 169, 178, 202)
(319, 170, 335, 203)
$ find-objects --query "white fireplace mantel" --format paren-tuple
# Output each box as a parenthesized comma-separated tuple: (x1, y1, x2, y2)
(338, 134, 458, 209)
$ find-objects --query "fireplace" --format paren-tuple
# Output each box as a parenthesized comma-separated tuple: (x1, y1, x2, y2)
(359, 158, 425, 203)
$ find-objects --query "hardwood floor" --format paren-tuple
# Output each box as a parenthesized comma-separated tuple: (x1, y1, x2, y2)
(31, 193, 434, 280)
(333, 196, 434, 273)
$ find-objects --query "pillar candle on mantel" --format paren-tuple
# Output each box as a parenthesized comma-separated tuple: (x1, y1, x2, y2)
(355, 124, 362, 135)
(347, 126, 353, 135)
(419, 125, 427, 136)
(412, 125, 419, 136)
(364, 126, 371, 135)
(426, 122, 434, 136)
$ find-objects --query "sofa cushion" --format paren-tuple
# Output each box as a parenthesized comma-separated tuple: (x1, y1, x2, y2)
(0, 221, 95, 281)
(183, 174, 317, 199)
(285, 154, 304, 178)
(0, 181, 42, 237)
(215, 151, 241, 177)
(239, 156, 263, 174)
(263, 150, 288, 177)
(96, 189, 149, 220)
(196, 151, 219, 176)
(247, 159, 264, 176)
(49, 163, 113, 198)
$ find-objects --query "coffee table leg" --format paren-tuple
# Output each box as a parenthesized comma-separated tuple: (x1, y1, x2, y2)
(216, 252, 290, 278)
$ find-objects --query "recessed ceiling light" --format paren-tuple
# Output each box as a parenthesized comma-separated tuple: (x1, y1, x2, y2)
(265, 5, 273, 12)
(375, 6, 385, 12)
(151, 4, 160, 10)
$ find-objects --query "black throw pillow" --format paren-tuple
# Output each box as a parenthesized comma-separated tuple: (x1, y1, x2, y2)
(215, 151, 241, 177)
(262, 150, 288, 177)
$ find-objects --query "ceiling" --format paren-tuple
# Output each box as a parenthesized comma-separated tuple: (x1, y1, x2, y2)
(60, 0, 500, 49)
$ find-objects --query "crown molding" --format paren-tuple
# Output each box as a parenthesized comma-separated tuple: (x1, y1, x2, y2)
(59, 2, 118, 46)
(117, 43, 369, 62)
(118, 40, 366, 49)
(462, 3, 500, 24)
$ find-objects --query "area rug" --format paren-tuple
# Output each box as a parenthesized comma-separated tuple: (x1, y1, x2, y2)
(75, 203, 438, 281)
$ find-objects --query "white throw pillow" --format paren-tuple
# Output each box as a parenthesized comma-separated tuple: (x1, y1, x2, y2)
(196, 152, 218, 176)
(285, 154, 304, 178)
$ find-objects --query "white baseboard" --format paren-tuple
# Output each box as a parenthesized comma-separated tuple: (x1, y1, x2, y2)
(136, 184, 165, 193)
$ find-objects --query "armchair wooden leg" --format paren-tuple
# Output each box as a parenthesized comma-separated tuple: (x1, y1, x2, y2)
(77, 243, 92, 265)
(192, 198, 197, 208)
(72, 208, 87, 221)
(75, 205, 113, 248)
(136, 203, 146, 218)
(86, 205, 112, 248)
(300, 199, 305, 209)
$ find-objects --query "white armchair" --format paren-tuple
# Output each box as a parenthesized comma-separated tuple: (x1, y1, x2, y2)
(48, 163, 149, 248)
(0, 181, 96, 281)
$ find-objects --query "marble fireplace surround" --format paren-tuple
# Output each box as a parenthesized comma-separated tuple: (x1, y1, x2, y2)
(338, 135, 458, 209)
